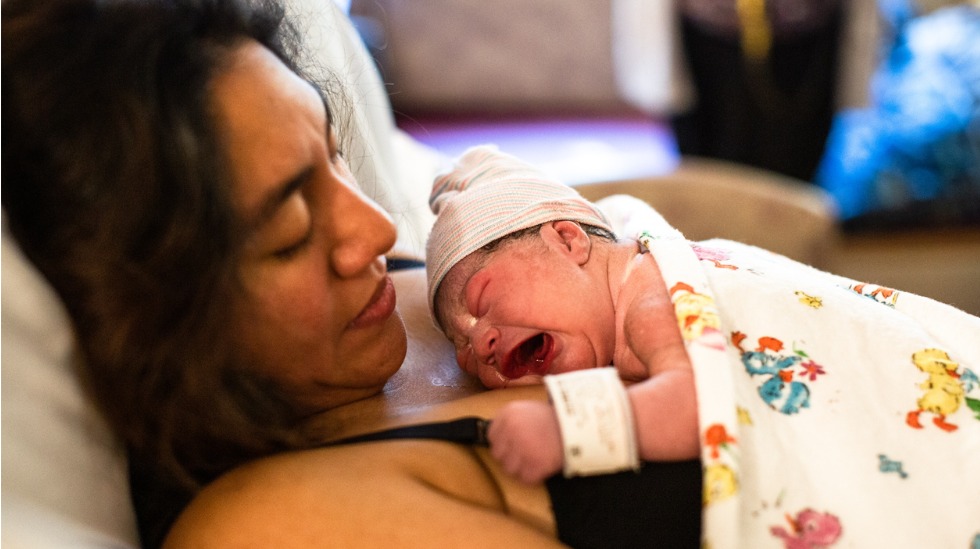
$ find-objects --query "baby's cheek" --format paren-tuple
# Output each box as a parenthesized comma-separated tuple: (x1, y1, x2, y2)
(455, 346, 473, 374)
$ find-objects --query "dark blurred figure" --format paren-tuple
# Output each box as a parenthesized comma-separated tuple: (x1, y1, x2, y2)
(672, 0, 842, 181)
(816, 1, 980, 231)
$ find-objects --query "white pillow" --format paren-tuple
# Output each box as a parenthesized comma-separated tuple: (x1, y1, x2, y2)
(1, 220, 140, 549)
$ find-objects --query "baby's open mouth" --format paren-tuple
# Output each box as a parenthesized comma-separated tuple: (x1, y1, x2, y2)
(501, 333, 554, 379)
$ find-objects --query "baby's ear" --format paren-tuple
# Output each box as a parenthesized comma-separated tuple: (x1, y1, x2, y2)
(543, 220, 592, 265)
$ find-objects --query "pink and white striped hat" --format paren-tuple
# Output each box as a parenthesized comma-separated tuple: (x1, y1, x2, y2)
(425, 145, 612, 318)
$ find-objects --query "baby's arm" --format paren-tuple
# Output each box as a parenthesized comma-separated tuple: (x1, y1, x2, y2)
(488, 366, 698, 483)
(625, 362, 700, 461)
(622, 295, 700, 461)
(487, 400, 563, 484)
(489, 295, 699, 483)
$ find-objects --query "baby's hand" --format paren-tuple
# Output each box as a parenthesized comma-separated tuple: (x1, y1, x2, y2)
(487, 400, 563, 484)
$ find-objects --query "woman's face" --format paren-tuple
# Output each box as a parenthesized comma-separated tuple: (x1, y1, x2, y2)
(211, 40, 406, 413)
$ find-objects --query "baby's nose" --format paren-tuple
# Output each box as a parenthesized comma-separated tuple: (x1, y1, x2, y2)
(472, 326, 500, 365)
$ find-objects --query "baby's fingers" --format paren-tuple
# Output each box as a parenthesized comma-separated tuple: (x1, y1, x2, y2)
(493, 444, 548, 484)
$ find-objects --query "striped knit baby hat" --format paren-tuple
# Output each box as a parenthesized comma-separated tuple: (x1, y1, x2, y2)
(425, 145, 613, 320)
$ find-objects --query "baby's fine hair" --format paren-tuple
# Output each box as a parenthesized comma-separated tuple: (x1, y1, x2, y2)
(478, 222, 617, 255)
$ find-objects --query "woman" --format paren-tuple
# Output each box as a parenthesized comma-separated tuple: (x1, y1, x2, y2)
(2, 0, 701, 547)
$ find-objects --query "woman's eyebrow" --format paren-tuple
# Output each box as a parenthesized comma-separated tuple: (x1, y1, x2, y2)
(249, 92, 328, 228)
(252, 166, 313, 227)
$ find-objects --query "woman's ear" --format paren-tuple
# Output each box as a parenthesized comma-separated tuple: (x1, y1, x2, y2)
(540, 220, 592, 265)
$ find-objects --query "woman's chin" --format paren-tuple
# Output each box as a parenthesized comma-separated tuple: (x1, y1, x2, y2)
(377, 311, 408, 376)
(340, 310, 407, 390)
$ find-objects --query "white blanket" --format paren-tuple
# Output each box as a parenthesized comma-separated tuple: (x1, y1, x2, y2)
(636, 225, 980, 549)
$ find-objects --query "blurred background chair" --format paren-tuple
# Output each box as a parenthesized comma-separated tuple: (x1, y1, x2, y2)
(351, 0, 980, 315)
(575, 157, 838, 268)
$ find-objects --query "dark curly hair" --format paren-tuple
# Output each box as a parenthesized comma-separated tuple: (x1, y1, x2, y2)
(2, 0, 320, 491)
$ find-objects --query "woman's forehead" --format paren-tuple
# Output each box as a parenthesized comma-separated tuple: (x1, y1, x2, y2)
(209, 40, 326, 221)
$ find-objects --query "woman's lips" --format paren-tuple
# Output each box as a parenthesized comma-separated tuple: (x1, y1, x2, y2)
(349, 275, 396, 329)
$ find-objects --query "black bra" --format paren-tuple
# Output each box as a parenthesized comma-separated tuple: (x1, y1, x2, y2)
(330, 416, 491, 446)
(334, 417, 703, 549)
(133, 416, 700, 549)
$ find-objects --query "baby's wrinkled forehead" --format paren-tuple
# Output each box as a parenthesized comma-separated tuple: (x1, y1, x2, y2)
(425, 145, 612, 324)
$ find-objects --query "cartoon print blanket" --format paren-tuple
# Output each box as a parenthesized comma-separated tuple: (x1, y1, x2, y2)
(636, 223, 980, 549)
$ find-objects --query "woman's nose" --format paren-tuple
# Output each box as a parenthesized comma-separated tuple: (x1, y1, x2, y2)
(329, 175, 397, 278)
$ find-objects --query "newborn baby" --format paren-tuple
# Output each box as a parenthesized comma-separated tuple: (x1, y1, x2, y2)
(425, 145, 980, 549)
(425, 145, 699, 483)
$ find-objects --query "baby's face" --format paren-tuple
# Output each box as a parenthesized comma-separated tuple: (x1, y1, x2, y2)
(435, 237, 615, 389)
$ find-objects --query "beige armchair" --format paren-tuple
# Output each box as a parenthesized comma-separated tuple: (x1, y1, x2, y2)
(575, 157, 839, 269)
(575, 157, 980, 316)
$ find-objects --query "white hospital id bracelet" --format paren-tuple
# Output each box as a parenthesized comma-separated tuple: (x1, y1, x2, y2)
(543, 368, 640, 477)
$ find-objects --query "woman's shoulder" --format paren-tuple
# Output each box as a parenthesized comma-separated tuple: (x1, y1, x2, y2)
(163, 438, 562, 548)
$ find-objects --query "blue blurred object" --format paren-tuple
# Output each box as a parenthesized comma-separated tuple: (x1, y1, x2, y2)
(816, 3, 980, 230)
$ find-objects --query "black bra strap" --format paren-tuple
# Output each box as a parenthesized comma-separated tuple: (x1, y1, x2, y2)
(386, 257, 425, 271)
(329, 416, 491, 447)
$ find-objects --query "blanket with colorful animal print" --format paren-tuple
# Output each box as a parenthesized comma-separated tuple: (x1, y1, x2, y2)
(635, 224, 980, 549)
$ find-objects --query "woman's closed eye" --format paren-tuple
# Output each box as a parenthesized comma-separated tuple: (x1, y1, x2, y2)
(264, 189, 313, 261)
(272, 221, 313, 260)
